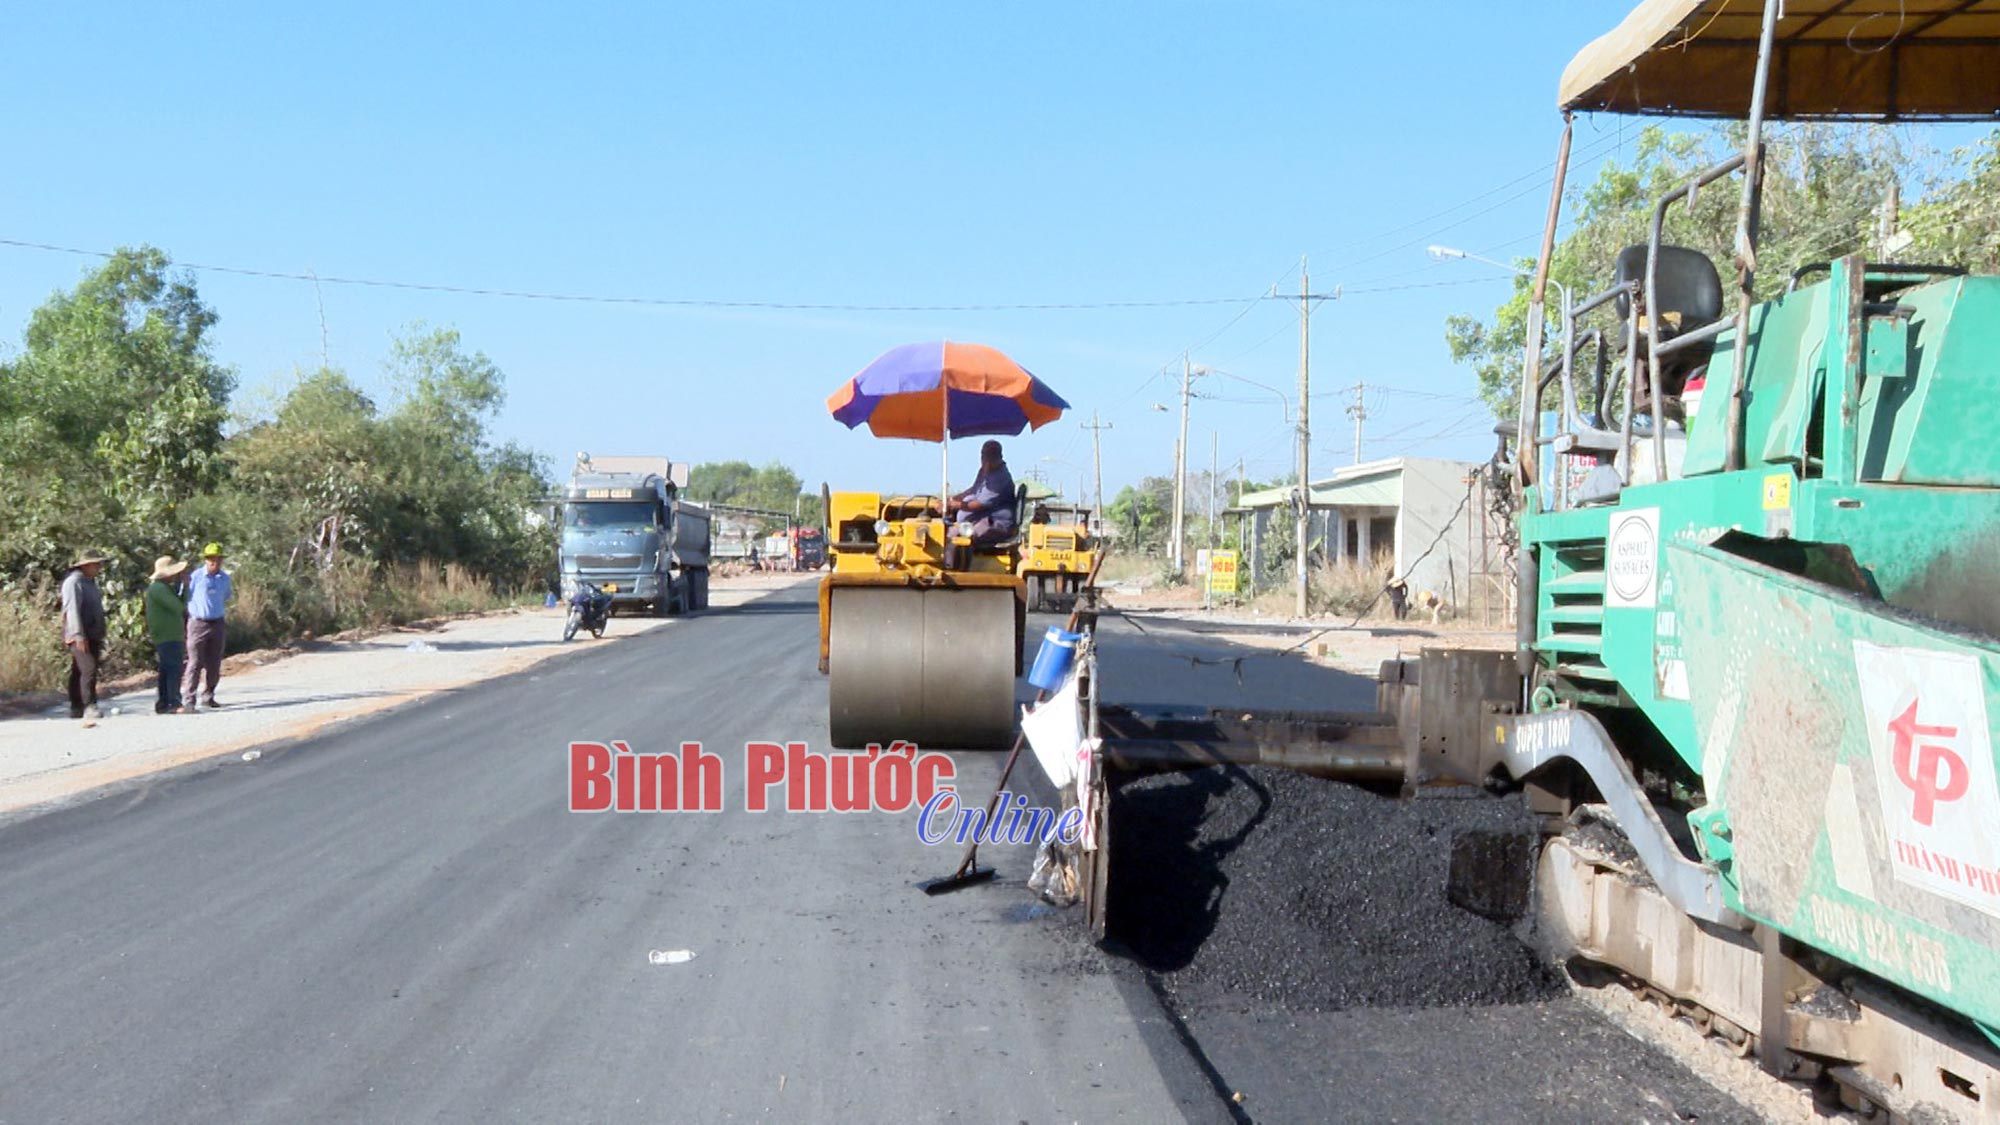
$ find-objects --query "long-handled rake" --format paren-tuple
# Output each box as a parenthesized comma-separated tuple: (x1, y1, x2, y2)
(921, 551, 1107, 895)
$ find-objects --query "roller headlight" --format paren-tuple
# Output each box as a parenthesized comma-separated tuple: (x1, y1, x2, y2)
(874, 519, 891, 537)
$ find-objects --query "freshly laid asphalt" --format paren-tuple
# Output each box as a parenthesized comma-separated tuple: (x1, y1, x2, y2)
(0, 583, 1753, 1123)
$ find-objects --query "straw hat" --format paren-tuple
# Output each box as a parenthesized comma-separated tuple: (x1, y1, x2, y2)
(70, 550, 111, 569)
(150, 556, 190, 581)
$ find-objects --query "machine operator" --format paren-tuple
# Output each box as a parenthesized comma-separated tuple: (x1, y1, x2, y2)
(943, 439, 1015, 569)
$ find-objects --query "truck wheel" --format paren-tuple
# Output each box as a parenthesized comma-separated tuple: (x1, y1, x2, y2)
(692, 570, 709, 611)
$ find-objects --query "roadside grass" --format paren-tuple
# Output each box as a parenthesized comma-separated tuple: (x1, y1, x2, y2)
(1095, 553, 1159, 586)
(1240, 561, 1393, 620)
(0, 560, 537, 695)
(0, 590, 65, 697)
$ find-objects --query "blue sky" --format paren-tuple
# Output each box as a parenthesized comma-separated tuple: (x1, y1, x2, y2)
(1, 2, 1710, 502)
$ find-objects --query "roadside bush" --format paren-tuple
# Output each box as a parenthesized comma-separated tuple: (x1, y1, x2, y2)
(0, 582, 64, 694)
(1246, 560, 1392, 619)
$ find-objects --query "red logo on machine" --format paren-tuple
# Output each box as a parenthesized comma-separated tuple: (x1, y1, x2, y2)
(1856, 641, 2000, 920)
(1890, 700, 1969, 826)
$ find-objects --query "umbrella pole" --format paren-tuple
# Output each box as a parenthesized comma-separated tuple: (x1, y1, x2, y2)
(940, 386, 950, 519)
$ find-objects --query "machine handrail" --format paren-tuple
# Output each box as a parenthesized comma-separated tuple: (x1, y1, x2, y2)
(1642, 151, 1750, 486)
(1786, 261, 1967, 293)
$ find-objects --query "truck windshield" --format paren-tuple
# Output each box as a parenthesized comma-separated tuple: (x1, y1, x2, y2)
(565, 502, 654, 529)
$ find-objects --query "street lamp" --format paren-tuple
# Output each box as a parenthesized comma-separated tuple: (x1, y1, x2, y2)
(1428, 245, 1576, 433)
(1207, 369, 1292, 423)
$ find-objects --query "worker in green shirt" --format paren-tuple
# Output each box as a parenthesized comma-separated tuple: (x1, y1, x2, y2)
(145, 555, 190, 714)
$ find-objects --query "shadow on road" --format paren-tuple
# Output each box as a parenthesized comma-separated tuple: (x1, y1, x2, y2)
(174, 690, 401, 715)
(704, 600, 818, 617)
(1101, 764, 1273, 972)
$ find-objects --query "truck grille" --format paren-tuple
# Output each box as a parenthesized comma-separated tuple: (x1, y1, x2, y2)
(1045, 534, 1075, 552)
(576, 555, 644, 570)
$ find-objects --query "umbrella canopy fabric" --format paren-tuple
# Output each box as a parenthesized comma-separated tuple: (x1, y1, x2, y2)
(827, 341, 1069, 442)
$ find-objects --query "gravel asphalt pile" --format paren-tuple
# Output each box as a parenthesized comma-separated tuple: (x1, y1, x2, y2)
(1105, 764, 1559, 1015)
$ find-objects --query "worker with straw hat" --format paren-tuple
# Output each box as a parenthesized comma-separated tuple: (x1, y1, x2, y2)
(145, 555, 190, 714)
(180, 542, 233, 710)
(60, 550, 110, 724)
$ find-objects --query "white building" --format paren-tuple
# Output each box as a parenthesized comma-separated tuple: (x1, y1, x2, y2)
(1229, 456, 1505, 613)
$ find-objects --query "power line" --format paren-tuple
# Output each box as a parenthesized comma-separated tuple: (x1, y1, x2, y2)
(0, 236, 1259, 314)
(1308, 132, 1619, 261)
(1312, 132, 1634, 294)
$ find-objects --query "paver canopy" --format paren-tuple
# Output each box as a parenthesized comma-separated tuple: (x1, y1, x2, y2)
(1560, 0, 2000, 121)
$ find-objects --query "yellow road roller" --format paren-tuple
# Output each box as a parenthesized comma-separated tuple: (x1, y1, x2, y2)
(818, 489, 1026, 750)
(1016, 502, 1098, 613)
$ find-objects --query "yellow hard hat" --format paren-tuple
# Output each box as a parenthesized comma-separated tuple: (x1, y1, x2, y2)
(201, 542, 224, 559)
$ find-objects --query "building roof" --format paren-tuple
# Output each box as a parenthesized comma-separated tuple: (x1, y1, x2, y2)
(1227, 456, 1476, 512)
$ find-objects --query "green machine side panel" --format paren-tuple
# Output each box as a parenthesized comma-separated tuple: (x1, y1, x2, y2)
(1682, 287, 1829, 478)
(1671, 539, 2000, 1031)
(1856, 277, 2000, 488)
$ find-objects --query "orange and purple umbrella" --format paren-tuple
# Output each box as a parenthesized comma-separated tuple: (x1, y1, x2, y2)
(827, 341, 1069, 441)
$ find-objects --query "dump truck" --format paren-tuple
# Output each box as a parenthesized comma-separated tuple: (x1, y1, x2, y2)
(818, 488, 1026, 750)
(1017, 502, 1097, 612)
(788, 526, 827, 571)
(559, 455, 711, 615)
(1081, 3, 2000, 1119)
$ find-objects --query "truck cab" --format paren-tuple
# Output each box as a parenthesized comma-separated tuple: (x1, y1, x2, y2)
(559, 457, 711, 615)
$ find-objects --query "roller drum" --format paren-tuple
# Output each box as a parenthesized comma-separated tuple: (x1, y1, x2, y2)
(828, 585, 1017, 750)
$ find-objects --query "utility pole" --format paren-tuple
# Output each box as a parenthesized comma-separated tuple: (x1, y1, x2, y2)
(1877, 180, 1903, 255)
(308, 269, 330, 370)
(1347, 382, 1368, 465)
(1208, 430, 1218, 550)
(1294, 258, 1341, 616)
(1082, 412, 1112, 519)
(1296, 260, 1312, 617)
(1172, 354, 1194, 575)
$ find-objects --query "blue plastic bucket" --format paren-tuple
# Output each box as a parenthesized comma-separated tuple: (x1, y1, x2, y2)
(1028, 627, 1083, 692)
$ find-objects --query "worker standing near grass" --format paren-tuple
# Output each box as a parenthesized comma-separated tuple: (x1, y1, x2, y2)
(60, 550, 110, 724)
(145, 555, 190, 714)
(180, 543, 232, 710)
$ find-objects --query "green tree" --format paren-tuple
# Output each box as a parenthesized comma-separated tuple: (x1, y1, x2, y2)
(1904, 131, 2000, 272)
(228, 368, 381, 570)
(0, 246, 233, 586)
(1107, 475, 1174, 554)
(363, 324, 551, 585)
(689, 459, 814, 529)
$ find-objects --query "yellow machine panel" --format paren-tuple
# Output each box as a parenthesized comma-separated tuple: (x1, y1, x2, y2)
(1017, 504, 1098, 612)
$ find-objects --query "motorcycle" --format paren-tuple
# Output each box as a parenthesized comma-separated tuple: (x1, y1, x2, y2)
(563, 581, 613, 642)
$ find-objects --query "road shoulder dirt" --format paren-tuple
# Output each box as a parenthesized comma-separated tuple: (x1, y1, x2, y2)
(0, 573, 814, 820)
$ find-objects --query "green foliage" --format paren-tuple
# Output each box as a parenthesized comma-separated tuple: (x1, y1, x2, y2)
(0, 247, 234, 591)
(689, 459, 815, 530)
(1107, 470, 1246, 559)
(1107, 475, 1173, 554)
(0, 257, 554, 691)
(1904, 132, 2000, 272)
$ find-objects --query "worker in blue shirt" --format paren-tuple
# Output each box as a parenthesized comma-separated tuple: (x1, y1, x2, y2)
(180, 542, 234, 710)
(944, 440, 1016, 570)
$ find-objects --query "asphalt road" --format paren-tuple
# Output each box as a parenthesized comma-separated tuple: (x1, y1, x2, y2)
(0, 583, 1750, 1123)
